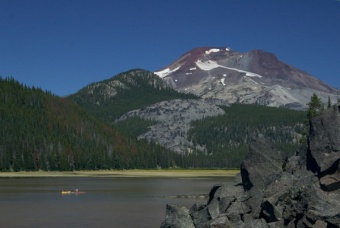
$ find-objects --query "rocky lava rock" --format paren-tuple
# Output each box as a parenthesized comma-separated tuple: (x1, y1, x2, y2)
(161, 105, 340, 227)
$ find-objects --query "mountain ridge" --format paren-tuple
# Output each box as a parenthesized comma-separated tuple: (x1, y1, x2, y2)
(68, 69, 198, 122)
(155, 47, 339, 109)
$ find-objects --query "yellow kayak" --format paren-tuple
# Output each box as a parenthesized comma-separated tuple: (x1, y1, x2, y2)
(61, 189, 86, 194)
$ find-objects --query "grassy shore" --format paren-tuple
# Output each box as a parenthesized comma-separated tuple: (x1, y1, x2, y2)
(0, 169, 239, 178)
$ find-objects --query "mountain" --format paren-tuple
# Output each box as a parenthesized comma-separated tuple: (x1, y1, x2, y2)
(155, 47, 339, 109)
(68, 69, 306, 158)
(68, 69, 197, 123)
(0, 61, 315, 171)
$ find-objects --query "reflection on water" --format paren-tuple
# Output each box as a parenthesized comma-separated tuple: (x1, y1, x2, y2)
(0, 176, 233, 228)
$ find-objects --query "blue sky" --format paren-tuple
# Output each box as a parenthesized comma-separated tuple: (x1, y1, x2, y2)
(1, 0, 339, 96)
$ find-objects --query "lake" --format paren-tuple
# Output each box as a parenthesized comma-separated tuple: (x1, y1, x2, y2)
(0, 176, 234, 227)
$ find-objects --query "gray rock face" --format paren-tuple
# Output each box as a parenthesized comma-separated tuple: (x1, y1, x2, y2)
(117, 99, 226, 154)
(160, 105, 340, 227)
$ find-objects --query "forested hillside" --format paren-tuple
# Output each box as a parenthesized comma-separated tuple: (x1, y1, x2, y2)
(68, 69, 198, 123)
(0, 77, 190, 171)
(0, 76, 309, 171)
(188, 104, 306, 167)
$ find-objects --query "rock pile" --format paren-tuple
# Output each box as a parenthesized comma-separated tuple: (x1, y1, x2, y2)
(161, 105, 340, 227)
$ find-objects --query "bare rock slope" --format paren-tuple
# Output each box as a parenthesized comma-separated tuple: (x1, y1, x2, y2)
(118, 99, 226, 153)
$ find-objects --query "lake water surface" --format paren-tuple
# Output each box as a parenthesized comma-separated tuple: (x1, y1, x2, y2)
(0, 176, 233, 228)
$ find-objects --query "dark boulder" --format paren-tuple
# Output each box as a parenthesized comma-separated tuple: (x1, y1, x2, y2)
(240, 135, 286, 218)
(241, 135, 286, 192)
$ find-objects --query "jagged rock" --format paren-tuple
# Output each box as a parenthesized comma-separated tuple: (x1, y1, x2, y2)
(308, 105, 340, 192)
(225, 201, 250, 223)
(241, 136, 286, 191)
(209, 214, 232, 228)
(160, 105, 340, 228)
(189, 202, 206, 214)
(160, 204, 195, 228)
(268, 221, 285, 228)
(312, 220, 327, 228)
(304, 184, 340, 226)
(240, 136, 286, 218)
(208, 198, 221, 220)
(283, 155, 301, 174)
(243, 213, 268, 228)
(190, 206, 210, 227)
(207, 184, 243, 203)
(309, 105, 340, 174)
(320, 172, 340, 191)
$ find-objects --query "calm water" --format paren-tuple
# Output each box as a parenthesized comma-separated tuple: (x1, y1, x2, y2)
(0, 176, 233, 228)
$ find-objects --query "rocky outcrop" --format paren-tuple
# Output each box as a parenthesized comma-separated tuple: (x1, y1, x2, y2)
(161, 105, 340, 227)
(117, 99, 226, 154)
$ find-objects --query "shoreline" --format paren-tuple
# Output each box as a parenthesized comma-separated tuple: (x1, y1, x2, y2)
(0, 169, 239, 178)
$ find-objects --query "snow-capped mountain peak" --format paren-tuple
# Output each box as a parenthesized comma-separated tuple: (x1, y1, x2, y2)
(155, 47, 339, 109)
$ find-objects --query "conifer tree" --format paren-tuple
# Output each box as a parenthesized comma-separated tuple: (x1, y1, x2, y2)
(307, 93, 322, 120)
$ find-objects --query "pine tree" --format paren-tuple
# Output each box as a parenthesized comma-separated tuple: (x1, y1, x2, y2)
(307, 93, 322, 120)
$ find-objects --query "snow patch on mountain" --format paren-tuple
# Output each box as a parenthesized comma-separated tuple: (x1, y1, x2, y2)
(205, 48, 220, 55)
(195, 59, 263, 78)
(155, 66, 180, 78)
(221, 78, 226, 86)
(196, 59, 222, 71)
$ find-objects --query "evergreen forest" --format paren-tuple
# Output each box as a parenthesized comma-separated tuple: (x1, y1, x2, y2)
(0, 77, 193, 171)
(187, 104, 306, 167)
